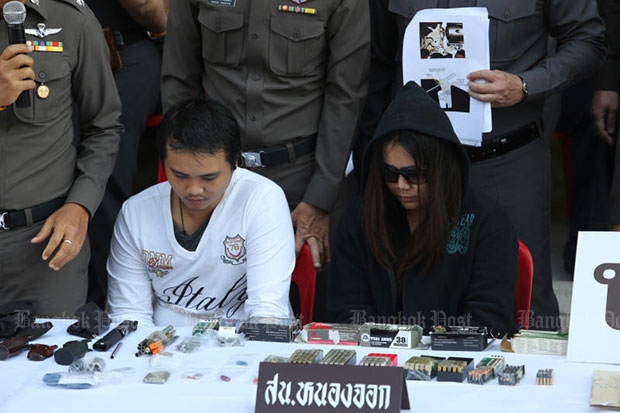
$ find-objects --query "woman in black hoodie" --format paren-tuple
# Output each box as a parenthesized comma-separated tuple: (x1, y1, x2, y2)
(328, 82, 519, 336)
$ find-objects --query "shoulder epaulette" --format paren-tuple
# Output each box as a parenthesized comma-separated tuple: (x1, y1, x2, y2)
(48, 0, 86, 13)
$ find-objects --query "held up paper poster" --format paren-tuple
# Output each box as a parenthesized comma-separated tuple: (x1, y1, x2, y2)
(403, 7, 491, 146)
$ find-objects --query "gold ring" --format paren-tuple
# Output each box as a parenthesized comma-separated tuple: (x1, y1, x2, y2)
(63, 239, 73, 246)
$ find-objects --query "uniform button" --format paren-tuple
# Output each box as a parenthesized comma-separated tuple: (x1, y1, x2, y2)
(38, 72, 46, 79)
(408, 8, 414, 15)
(250, 115, 257, 121)
(504, 9, 511, 18)
(252, 33, 259, 39)
(293, 31, 300, 39)
(215, 25, 222, 31)
(252, 74, 260, 81)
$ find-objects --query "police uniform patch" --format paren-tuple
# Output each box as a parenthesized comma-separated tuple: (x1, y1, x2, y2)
(25, 23, 62, 39)
(206, 0, 236, 6)
(278, 5, 316, 14)
(27, 40, 64, 52)
(221, 235, 247, 265)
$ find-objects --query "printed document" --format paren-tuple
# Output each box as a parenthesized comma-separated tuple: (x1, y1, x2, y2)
(403, 7, 491, 146)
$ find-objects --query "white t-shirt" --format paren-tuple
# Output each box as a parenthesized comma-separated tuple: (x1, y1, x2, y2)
(107, 168, 295, 327)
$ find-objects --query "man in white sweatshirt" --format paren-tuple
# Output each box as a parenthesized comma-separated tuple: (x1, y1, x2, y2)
(107, 98, 295, 327)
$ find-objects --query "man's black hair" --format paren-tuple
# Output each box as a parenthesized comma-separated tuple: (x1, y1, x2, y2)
(157, 98, 241, 168)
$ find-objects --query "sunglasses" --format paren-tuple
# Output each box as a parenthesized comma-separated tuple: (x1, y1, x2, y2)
(382, 163, 429, 185)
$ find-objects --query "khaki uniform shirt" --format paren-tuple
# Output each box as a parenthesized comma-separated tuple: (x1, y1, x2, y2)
(0, 0, 122, 215)
(161, 0, 370, 211)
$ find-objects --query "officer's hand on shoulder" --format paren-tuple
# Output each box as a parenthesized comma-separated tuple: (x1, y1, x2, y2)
(0, 43, 35, 107)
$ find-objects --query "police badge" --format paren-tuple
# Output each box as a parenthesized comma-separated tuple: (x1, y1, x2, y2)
(25, 23, 62, 39)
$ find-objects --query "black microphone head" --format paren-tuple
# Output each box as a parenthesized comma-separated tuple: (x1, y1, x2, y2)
(3, 1, 26, 25)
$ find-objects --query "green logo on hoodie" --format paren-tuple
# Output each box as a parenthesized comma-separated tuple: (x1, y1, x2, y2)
(446, 213, 474, 254)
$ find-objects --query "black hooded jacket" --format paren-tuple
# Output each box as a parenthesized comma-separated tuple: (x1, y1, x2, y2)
(328, 82, 519, 335)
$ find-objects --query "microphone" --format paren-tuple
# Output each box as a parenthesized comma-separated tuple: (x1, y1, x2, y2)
(3, 1, 30, 108)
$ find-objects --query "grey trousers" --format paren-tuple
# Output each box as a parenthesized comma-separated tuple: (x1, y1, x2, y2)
(0, 221, 89, 318)
(248, 152, 315, 210)
(469, 136, 560, 330)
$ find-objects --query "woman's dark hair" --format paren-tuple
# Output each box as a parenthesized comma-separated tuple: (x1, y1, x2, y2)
(156, 98, 241, 168)
(363, 130, 463, 277)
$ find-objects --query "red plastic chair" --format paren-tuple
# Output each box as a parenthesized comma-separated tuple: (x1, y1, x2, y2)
(146, 113, 163, 128)
(291, 243, 317, 324)
(145, 113, 167, 183)
(515, 240, 534, 329)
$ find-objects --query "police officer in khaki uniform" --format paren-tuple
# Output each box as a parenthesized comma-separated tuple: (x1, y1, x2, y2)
(161, 0, 370, 278)
(0, 0, 122, 317)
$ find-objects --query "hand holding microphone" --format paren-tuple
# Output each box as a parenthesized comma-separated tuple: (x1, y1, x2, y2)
(1, 1, 34, 108)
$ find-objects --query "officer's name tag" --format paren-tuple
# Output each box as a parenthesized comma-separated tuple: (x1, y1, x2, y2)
(206, 0, 236, 6)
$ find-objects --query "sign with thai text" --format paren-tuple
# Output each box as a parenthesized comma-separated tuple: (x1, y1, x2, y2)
(255, 362, 410, 412)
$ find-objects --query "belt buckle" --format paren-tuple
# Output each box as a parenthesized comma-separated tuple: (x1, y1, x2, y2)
(0, 212, 8, 230)
(240, 152, 264, 168)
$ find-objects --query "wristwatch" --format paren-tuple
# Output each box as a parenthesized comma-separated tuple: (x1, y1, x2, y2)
(518, 75, 528, 102)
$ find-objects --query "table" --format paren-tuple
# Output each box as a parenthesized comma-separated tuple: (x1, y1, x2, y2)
(1, 319, 618, 413)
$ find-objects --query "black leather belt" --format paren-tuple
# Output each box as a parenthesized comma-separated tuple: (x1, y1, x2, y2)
(0, 197, 65, 231)
(466, 122, 539, 163)
(240, 134, 317, 168)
